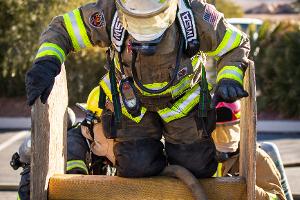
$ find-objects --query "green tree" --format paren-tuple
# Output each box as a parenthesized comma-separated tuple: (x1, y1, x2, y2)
(254, 21, 300, 118)
(0, 0, 105, 104)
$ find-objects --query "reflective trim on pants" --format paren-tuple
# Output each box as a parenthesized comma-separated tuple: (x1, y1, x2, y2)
(66, 160, 88, 175)
(213, 163, 223, 177)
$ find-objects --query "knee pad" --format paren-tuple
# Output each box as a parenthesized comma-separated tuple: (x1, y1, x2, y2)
(114, 139, 166, 178)
(165, 139, 218, 178)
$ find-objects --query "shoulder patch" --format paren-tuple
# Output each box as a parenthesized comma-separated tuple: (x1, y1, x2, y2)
(203, 4, 221, 28)
(89, 11, 105, 28)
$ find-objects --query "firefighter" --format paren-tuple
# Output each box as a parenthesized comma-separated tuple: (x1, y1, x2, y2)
(212, 101, 286, 200)
(67, 86, 115, 176)
(12, 108, 76, 200)
(25, 0, 250, 178)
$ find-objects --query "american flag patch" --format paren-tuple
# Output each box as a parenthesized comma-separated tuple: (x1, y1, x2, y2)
(203, 4, 221, 28)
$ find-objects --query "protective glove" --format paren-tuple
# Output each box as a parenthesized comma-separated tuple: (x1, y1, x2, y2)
(214, 79, 248, 104)
(25, 59, 61, 106)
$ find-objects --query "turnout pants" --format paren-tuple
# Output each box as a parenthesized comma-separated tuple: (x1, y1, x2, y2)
(112, 109, 218, 178)
(67, 109, 217, 178)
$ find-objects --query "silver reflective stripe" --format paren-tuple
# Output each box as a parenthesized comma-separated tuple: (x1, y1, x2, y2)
(218, 69, 243, 80)
(160, 109, 181, 120)
(103, 75, 111, 89)
(160, 86, 200, 119)
(68, 11, 86, 49)
(218, 30, 238, 57)
(37, 46, 65, 62)
(171, 77, 190, 97)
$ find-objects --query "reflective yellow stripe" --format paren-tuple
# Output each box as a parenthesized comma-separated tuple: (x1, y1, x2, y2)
(35, 42, 66, 63)
(17, 193, 21, 200)
(267, 192, 279, 200)
(217, 66, 243, 85)
(63, 13, 80, 51)
(99, 74, 147, 123)
(67, 160, 88, 174)
(213, 163, 223, 177)
(137, 75, 193, 98)
(63, 8, 92, 51)
(158, 85, 200, 123)
(206, 26, 242, 58)
(73, 9, 92, 48)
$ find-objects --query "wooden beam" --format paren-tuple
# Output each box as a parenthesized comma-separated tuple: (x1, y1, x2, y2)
(31, 65, 68, 200)
(239, 62, 257, 200)
(49, 175, 247, 200)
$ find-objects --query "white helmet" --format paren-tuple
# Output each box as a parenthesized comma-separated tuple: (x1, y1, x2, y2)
(116, 0, 178, 41)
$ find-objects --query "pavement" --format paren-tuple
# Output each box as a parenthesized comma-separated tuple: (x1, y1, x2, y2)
(2, 117, 300, 132)
(0, 122, 299, 200)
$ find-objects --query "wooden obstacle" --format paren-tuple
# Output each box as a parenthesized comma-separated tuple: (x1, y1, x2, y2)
(31, 62, 257, 200)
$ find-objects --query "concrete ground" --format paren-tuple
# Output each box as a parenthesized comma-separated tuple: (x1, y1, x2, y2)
(0, 130, 299, 200)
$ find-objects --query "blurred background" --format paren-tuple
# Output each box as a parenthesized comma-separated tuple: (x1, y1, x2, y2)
(0, 0, 299, 199)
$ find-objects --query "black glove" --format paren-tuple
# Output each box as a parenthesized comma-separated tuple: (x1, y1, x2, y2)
(25, 58, 61, 106)
(214, 79, 248, 104)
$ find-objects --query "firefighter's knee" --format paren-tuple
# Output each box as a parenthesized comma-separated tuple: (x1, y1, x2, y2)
(165, 139, 218, 178)
(114, 139, 166, 177)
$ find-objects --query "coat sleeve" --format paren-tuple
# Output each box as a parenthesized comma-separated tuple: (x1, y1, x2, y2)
(191, 1, 250, 86)
(256, 148, 287, 200)
(34, 0, 115, 66)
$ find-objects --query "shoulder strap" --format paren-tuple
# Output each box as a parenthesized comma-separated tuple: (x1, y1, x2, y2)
(111, 12, 127, 52)
(177, 0, 198, 49)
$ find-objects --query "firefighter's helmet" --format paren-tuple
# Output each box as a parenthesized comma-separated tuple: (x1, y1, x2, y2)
(115, 0, 178, 41)
(216, 101, 241, 125)
(86, 86, 103, 117)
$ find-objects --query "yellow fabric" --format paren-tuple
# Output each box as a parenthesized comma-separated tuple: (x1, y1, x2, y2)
(67, 160, 88, 175)
(212, 124, 240, 153)
(217, 66, 244, 85)
(86, 86, 103, 117)
(213, 163, 223, 177)
(63, 8, 92, 51)
(206, 26, 242, 58)
(99, 74, 147, 123)
(157, 84, 200, 123)
(63, 13, 80, 51)
(35, 42, 66, 64)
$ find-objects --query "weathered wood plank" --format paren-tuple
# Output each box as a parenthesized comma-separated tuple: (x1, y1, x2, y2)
(239, 62, 257, 200)
(49, 175, 246, 200)
(31, 65, 68, 200)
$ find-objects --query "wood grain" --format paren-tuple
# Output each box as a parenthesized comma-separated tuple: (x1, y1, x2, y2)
(239, 61, 257, 200)
(31, 64, 68, 200)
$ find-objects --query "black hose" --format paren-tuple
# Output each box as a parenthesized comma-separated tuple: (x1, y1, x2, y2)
(131, 35, 184, 94)
(160, 165, 208, 200)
